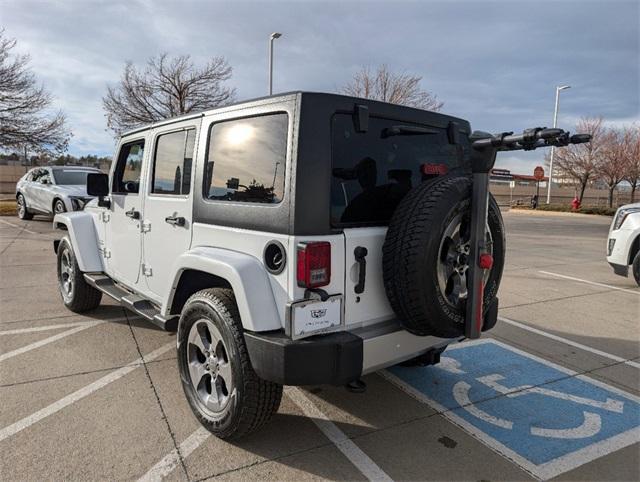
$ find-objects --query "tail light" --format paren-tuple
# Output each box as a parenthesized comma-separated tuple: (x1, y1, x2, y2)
(297, 242, 331, 288)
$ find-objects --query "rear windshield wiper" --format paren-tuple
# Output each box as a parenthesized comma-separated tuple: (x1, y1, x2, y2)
(381, 125, 438, 138)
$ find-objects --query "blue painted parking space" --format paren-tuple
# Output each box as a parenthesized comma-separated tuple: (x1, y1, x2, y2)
(385, 339, 640, 480)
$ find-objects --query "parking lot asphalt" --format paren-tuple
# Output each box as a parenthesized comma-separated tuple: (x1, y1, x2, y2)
(0, 212, 638, 481)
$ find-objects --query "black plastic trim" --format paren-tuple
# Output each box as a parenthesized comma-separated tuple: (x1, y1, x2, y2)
(263, 240, 287, 275)
(244, 329, 363, 386)
(609, 262, 629, 277)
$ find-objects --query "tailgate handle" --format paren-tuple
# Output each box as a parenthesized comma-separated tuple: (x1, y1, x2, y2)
(354, 246, 368, 294)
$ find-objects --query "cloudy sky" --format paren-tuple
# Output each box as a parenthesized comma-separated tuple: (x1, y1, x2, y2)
(2, 0, 638, 173)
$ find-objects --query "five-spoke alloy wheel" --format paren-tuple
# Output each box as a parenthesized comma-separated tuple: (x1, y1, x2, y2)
(177, 288, 282, 440)
(187, 319, 235, 414)
(56, 237, 102, 312)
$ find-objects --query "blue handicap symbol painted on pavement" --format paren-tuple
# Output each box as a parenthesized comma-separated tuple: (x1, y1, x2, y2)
(387, 339, 640, 480)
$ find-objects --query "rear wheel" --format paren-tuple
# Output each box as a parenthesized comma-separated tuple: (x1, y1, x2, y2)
(383, 175, 505, 337)
(177, 288, 282, 439)
(16, 194, 33, 220)
(56, 237, 102, 312)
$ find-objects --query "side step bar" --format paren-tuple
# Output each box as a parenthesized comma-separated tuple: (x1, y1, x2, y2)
(84, 273, 178, 332)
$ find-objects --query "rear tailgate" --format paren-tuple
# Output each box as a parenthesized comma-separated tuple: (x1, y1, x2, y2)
(343, 227, 395, 327)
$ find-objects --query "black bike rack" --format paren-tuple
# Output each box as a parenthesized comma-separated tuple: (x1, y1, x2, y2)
(465, 127, 591, 339)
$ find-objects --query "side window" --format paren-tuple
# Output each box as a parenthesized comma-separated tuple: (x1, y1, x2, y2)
(203, 113, 288, 204)
(113, 140, 145, 194)
(39, 170, 52, 184)
(151, 129, 196, 195)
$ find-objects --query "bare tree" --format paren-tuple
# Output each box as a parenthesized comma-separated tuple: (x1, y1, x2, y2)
(551, 117, 605, 202)
(622, 125, 640, 203)
(103, 53, 236, 135)
(0, 29, 70, 154)
(342, 65, 443, 111)
(597, 129, 627, 207)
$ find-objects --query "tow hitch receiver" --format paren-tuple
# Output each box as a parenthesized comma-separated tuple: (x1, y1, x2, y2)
(465, 127, 591, 339)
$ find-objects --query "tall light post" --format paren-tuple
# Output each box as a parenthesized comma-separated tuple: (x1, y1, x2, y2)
(268, 32, 282, 95)
(546, 85, 571, 204)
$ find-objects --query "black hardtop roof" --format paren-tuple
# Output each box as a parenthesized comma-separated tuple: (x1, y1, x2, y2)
(121, 91, 471, 137)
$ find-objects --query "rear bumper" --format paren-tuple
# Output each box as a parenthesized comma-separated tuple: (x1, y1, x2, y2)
(244, 320, 458, 386)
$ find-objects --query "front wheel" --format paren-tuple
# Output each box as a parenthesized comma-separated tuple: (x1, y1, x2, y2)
(177, 288, 282, 440)
(56, 237, 102, 312)
(53, 199, 66, 215)
(16, 194, 33, 220)
(633, 251, 640, 287)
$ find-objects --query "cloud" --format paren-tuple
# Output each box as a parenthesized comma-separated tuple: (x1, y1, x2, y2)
(2, 0, 638, 175)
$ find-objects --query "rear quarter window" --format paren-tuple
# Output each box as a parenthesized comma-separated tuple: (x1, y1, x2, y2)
(203, 113, 288, 204)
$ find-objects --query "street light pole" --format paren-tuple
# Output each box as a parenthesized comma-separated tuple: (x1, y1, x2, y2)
(268, 32, 282, 95)
(546, 85, 571, 204)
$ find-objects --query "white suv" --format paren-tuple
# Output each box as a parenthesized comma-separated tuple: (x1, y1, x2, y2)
(607, 202, 640, 286)
(52, 92, 590, 439)
(16, 166, 102, 219)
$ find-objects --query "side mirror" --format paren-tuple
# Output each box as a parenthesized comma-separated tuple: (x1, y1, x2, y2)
(87, 173, 110, 208)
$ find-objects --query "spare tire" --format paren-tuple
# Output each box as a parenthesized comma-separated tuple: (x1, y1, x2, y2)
(382, 175, 505, 338)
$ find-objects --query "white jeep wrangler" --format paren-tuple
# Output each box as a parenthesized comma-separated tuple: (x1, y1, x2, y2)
(52, 92, 589, 439)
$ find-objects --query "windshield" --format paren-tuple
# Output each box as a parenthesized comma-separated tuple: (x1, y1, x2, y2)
(331, 114, 469, 226)
(52, 170, 96, 185)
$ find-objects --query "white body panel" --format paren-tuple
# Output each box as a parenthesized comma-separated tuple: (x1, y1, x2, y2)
(342, 227, 395, 327)
(52, 211, 104, 272)
(167, 247, 282, 332)
(607, 206, 640, 267)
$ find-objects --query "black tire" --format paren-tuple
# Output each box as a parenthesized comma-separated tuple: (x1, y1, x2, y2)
(53, 199, 66, 215)
(177, 288, 283, 440)
(56, 237, 102, 312)
(16, 194, 34, 220)
(382, 175, 505, 338)
(632, 251, 640, 287)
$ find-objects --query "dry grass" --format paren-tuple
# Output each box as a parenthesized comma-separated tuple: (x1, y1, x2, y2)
(0, 199, 17, 216)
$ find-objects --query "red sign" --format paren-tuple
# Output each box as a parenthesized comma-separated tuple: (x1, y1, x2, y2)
(533, 166, 545, 181)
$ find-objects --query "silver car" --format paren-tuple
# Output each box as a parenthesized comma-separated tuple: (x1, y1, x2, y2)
(15, 166, 103, 219)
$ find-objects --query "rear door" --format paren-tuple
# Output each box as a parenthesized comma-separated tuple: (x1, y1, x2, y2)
(142, 119, 200, 300)
(331, 113, 465, 327)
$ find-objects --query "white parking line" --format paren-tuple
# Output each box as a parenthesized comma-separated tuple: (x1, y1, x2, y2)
(0, 342, 173, 442)
(138, 427, 210, 482)
(286, 387, 393, 482)
(0, 321, 104, 363)
(0, 320, 124, 336)
(499, 317, 640, 369)
(538, 270, 640, 295)
(138, 387, 392, 482)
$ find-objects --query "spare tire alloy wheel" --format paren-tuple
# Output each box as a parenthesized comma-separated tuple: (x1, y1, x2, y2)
(437, 211, 493, 307)
(382, 175, 505, 338)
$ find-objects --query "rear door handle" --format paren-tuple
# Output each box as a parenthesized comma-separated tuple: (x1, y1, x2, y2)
(125, 208, 140, 219)
(165, 215, 186, 227)
(354, 246, 368, 294)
